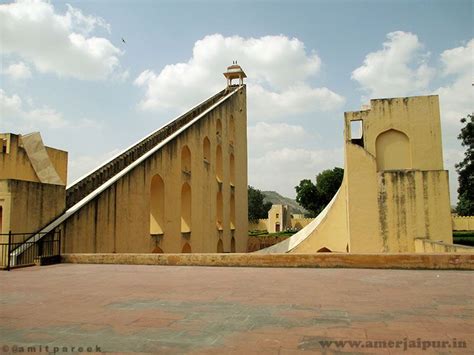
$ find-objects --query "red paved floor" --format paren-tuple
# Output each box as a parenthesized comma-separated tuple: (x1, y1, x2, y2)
(0, 264, 472, 354)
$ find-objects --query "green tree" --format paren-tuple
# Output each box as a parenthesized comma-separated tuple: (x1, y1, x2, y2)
(456, 113, 474, 216)
(248, 186, 272, 222)
(295, 167, 344, 217)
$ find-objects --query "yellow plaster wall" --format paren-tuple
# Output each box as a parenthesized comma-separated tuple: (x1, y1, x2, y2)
(290, 218, 312, 230)
(345, 96, 444, 171)
(0, 179, 65, 236)
(452, 216, 474, 231)
(264, 95, 453, 254)
(415, 238, 474, 254)
(292, 181, 349, 253)
(60, 86, 248, 254)
(0, 133, 68, 185)
(345, 96, 452, 253)
(248, 218, 312, 232)
(249, 219, 268, 231)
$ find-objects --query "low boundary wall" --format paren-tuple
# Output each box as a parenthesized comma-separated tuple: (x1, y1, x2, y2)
(62, 253, 474, 270)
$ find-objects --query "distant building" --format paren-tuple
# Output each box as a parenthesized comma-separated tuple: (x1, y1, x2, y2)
(267, 204, 291, 233)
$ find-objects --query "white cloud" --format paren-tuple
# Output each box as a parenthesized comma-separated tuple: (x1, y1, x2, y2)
(0, 89, 66, 131)
(68, 148, 121, 185)
(0, 89, 102, 133)
(248, 122, 310, 154)
(250, 84, 344, 120)
(0, 0, 124, 80)
(249, 147, 344, 198)
(435, 39, 473, 124)
(3, 61, 32, 79)
(351, 31, 435, 100)
(134, 34, 344, 117)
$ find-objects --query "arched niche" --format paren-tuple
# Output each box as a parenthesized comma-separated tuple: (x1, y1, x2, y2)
(317, 247, 332, 253)
(229, 115, 235, 145)
(216, 190, 223, 230)
(181, 182, 191, 233)
(230, 193, 235, 230)
(229, 153, 235, 186)
(181, 145, 191, 173)
(216, 119, 222, 138)
(216, 145, 223, 182)
(375, 129, 411, 171)
(203, 137, 210, 163)
(217, 239, 224, 253)
(150, 174, 164, 235)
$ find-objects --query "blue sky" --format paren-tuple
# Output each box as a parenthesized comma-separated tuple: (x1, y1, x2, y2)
(1, 0, 472, 202)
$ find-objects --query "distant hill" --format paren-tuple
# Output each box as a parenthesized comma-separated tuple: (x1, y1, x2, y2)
(262, 191, 308, 216)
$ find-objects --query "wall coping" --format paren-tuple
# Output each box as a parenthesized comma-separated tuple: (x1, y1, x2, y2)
(62, 253, 474, 270)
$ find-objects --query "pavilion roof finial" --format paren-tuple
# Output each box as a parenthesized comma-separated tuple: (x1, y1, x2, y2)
(223, 62, 247, 87)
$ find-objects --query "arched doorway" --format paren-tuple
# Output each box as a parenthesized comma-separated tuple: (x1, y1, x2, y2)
(182, 243, 192, 253)
(217, 239, 224, 253)
(152, 246, 163, 253)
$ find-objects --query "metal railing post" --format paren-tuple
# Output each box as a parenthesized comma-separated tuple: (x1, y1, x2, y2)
(7, 230, 11, 271)
(58, 229, 62, 258)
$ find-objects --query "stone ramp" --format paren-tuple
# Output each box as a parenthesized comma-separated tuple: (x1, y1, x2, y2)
(257, 182, 350, 254)
(11, 86, 240, 263)
(66, 87, 233, 208)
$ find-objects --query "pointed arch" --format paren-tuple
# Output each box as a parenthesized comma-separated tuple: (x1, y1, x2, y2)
(216, 145, 223, 181)
(182, 243, 192, 253)
(217, 239, 224, 253)
(229, 115, 235, 145)
(181, 182, 191, 233)
(229, 153, 235, 186)
(203, 136, 210, 162)
(181, 145, 191, 173)
(150, 174, 164, 235)
(152, 246, 164, 253)
(216, 190, 223, 230)
(230, 193, 235, 230)
(216, 118, 222, 138)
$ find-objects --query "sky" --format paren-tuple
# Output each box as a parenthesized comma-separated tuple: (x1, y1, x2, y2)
(1, 0, 472, 203)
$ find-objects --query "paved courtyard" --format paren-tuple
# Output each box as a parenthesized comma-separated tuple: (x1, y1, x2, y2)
(0, 264, 472, 354)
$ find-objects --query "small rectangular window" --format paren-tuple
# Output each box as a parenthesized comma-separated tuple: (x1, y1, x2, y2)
(350, 120, 364, 147)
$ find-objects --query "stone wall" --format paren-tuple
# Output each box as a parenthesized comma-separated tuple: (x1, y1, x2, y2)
(452, 216, 474, 231)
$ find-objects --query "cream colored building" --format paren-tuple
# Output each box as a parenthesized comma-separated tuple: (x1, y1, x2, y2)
(2, 65, 249, 258)
(260, 95, 473, 254)
(0, 133, 67, 236)
(267, 204, 291, 233)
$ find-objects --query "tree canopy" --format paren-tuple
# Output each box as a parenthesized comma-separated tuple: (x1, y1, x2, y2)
(295, 167, 344, 217)
(456, 113, 474, 216)
(248, 186, 272, 222)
